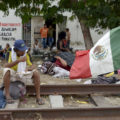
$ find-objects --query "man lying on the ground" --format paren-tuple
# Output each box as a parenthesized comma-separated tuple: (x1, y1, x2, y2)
(53, 52, 75, 71)
(39, 52, 75, 77)
(3, 40, 44, 105)
(38, 52, 75, 78)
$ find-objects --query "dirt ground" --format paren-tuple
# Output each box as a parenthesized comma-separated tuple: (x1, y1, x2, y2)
(0, 59, 89, 86)
(0, 58, 95, 109)
(33, 59, 90, 85)
(19, 94, 120, 109)
(19, 95, 94, 108)
(1, 58, 120, 85)
(1, 58, 120, 110)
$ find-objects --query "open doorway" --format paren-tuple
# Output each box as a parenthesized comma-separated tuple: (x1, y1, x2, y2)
(45, 18, 56, 47)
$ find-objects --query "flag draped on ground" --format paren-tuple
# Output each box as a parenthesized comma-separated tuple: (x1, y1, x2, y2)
(70, 26, 120, 79)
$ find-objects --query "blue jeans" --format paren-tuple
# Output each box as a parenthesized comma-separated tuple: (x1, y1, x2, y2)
(48, 37, 54, 47)
(42, 38, 47, 48)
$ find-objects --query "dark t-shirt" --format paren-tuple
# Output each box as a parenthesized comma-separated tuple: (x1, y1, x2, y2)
(57, 52, 75, 67)
(57, 31, 67, 51)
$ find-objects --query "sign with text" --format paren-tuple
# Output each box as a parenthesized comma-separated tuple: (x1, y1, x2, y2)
(0, 10, 22, 48)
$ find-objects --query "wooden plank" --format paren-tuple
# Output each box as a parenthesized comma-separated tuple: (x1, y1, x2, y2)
(90, 95, 114, 107)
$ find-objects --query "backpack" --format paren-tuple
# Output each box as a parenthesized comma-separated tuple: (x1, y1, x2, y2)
(4, 81, 26, 99)
(40, 61, 56, 75)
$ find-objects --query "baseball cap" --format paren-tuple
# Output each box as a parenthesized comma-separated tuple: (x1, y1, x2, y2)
(14, 40, 27, 51)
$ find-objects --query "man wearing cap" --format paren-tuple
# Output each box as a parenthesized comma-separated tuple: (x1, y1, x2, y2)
(3, 40, 44, 105)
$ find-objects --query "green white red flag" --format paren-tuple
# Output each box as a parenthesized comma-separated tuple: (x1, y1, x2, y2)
(70, 26, 120, 79)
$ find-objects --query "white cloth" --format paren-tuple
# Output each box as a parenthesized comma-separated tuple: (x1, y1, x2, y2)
(53, 67, 70, 78)
(34, 44, 39, 50)
(11, 47, 26, 73)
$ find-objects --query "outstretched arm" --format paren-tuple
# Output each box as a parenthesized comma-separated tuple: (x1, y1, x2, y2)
(55, 56, 67, 66)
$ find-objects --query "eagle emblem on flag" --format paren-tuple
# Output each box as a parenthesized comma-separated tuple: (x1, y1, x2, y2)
(92, 45, 108, 60)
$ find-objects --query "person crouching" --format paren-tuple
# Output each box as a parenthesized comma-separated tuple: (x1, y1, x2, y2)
(3, 40, 44, 105)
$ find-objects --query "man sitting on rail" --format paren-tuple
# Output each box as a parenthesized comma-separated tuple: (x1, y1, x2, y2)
(3, 40, 44, 105)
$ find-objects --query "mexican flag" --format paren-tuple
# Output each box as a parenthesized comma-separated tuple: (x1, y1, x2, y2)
(70, 26, 120, 79)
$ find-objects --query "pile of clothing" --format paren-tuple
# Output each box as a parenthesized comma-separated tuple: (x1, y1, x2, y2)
(84, 75, 120, 84)
(38, 52, 75, 78)
(92, 76, 119, 84)
(38, 61, 70, 78)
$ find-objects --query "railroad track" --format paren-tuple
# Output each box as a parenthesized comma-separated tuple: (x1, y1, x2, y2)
(1, 84, 120, 120)
(1, 107, 120, 120)
(27, 84, 120, 95)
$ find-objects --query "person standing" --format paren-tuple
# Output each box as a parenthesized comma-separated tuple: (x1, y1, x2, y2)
(66, 28, 71, 48)
(48, 25, 54, 50)
(40, 24, 48, 49)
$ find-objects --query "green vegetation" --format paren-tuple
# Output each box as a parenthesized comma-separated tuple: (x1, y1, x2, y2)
(0, 0, 120, 49)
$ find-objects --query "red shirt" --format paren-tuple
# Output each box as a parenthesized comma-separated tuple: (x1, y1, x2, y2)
(55, 59, 71, 71)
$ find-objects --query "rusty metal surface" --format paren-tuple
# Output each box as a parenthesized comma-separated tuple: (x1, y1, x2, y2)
(1, 107, 120, 120)
(27, 84, 120, 95)
(1, 84, 120, 120)
(0, 112, 12, 120)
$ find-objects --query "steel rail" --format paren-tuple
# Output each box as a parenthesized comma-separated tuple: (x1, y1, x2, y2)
(1, 84, 120, 120)
(1, 107, 120, 120)
(0, 112, 12, 120)
(26, 84, 120, 95)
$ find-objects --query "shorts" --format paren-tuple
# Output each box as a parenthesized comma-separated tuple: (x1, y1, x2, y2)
(3, 68, 36, 85)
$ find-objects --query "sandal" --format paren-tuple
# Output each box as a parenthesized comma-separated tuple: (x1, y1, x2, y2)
(36, 98, 44, 105)
(6, 97, 15, 104)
